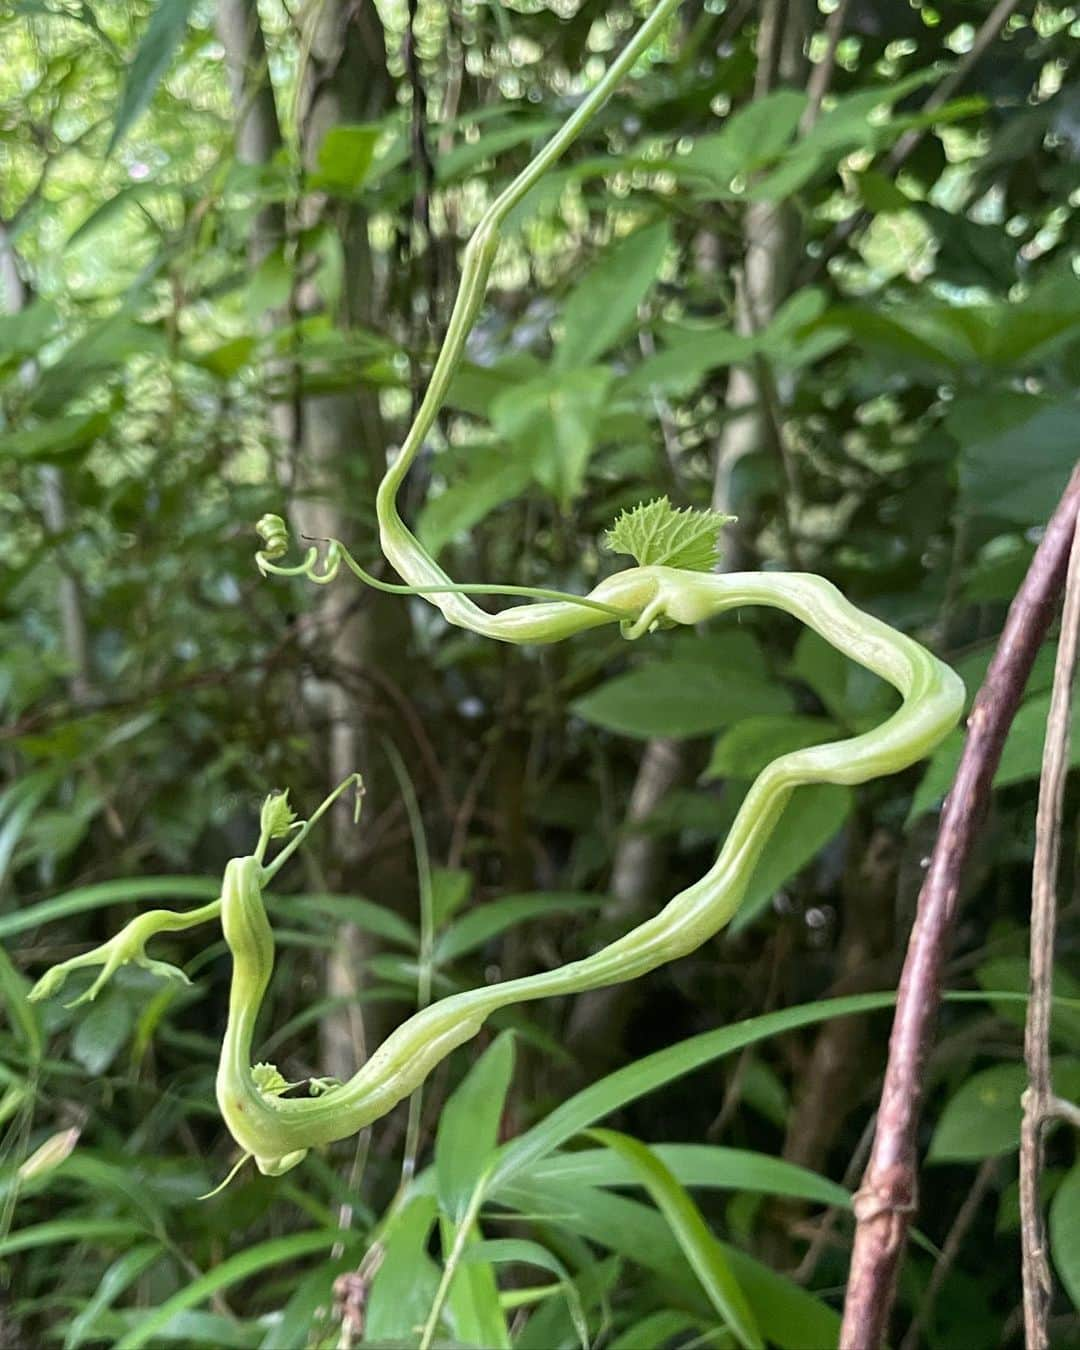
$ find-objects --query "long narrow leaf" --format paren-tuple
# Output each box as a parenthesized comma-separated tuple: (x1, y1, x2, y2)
(498, 1175, 839, 1349)
(587, 1129, 762, 1350)
(115, 1231, 361, 1350)
(490, 991, 898, 1190)
(529, 1143, 847, 1208)
(65, 1242, 162, 1349)
(108, 0, 198, 154)
(0, 1218, 144, 1256)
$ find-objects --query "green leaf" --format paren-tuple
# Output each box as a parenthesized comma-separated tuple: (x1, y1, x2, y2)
(310, 123, 381, 193)
(108, 0, 198, 154)
(587, 1130, 762, 1349)
(71, 990, 134, 1075)
(527, 1143, 847, 1208)
(677, 89, 807, 190)
(556, 221, 671, 370)
(0, 410, 111, 464)
(0, 941, 43, 1062)
(490, 991, 901, 1192)
(0, 1218, 145, 1258)
(417, 445, 533, 557)
(1050, 1162, 1080, 1310)
(269, 892, 419, 948)
(65, 1243, 162, 1350)
(462, 1239, 587, 1349)
(114, 1230, 359, 1349)
(605, 496, 734, 572)
(492, 368, 613, 509)
(0, 299, 60, 367)
(928, 1059, 1080, 1162)
(976, 957, 1080, 1051)
(572, 660, 791, 740)
(365, 1196, 441, 1343)
(910, 688, 1080, 820)
(498, 1176, 838, 1349)
(730, 784, 853, 933)
(436, 1031, 516, 1222)
(431, 867, 472, 928)
(439, 1219, 511, 1350)
(951, 393, 1080, 528)
(703, 715, 840, 781)
(0, 877, 219, 941)
(609, 1311, 710, 1350)
(436, 116, 562, 183)
(619, 289, 829, 399)
(435, 893, 602, 965)
(515, 1255, 621, 1350)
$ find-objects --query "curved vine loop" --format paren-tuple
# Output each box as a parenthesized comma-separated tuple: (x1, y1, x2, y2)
(29, 0, 966, 1180)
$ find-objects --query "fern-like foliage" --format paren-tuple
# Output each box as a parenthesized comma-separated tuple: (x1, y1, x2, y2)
(604, 497, 734, 572)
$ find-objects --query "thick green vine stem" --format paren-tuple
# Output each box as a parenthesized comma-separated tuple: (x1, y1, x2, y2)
(27, 0, 966, 1184)
(200, 568, 963, 1173)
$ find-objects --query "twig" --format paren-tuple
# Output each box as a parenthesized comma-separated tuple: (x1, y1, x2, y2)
(1020, 510, 1080, 1349)
(800, 0, 852, 135)
(899, 1157, 998, 1350)
(791, 1109, 877, 1285)
(839, 461, 1080, 1350)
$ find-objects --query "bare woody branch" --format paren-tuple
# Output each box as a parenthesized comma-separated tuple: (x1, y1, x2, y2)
(1020, 511, 1080, 1349)
(839, 460, 1080, 1350)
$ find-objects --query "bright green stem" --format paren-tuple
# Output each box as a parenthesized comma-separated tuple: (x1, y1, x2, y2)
(375, 0, 684, 639)
(212, 567, 964, 1171)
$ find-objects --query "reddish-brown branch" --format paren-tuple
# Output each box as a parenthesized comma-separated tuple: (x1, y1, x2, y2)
(839, 460, 1080, 1349)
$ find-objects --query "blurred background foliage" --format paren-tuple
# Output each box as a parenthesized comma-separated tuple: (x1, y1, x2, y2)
(1, 0, 1079, 1345)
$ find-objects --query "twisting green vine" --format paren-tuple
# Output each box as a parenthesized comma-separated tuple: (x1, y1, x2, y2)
(29, 0, 965, 1183)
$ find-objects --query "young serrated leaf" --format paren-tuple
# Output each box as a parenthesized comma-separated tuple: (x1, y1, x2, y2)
(260, 791, 298, 839)
(604, 497, 734, 572)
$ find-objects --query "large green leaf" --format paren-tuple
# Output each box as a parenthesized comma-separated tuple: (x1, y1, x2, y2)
(951, 392, 1080, 527)
(556, 221, 671, 370)
(703, 715, 840, 782)
(435, 893, 601, 964)
(71, 989, 133, 1075)
(310, 123, 381, 194)
(365, 1197, 441, 1344)
(910, 688, 1080, 820)
(677, 89, 807, 189)
(498, 1175, 838, 1349)
(572, 659, 791, 740)
(416, 444, 532, 557)
(587, 1129, 763, 1349)
(436, 1031, 515, 1222)
(0, 409, 111, 463)
(731, 784, 853, 933)
(491, 367, 613, 508)
(928, 1059, 1080, 1163)
(108, 0, 198, 154)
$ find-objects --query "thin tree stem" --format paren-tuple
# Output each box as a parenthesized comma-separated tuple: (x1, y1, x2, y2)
(840, 461, 1080, 1349)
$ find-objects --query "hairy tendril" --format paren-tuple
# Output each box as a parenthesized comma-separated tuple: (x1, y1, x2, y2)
(29, 0, 965, 1185)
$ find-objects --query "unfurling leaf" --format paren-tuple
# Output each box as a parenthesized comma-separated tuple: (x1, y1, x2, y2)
(604, 497, 734, 572)
(260, 792, 298, 840)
